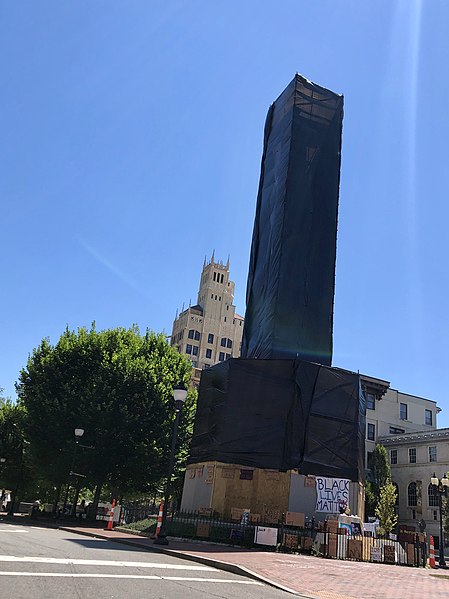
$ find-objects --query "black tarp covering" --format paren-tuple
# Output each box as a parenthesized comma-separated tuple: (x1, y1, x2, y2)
(241, 75, 344, 365)
(189, 359, 365, 482)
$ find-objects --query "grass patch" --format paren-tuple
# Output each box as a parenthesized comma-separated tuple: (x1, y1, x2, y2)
(121, 518, 157, 534)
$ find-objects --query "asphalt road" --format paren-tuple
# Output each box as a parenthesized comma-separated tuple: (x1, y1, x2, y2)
(0, 520, 291, 599)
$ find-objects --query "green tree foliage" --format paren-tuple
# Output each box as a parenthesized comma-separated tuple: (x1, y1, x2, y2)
(16, 326, 195, 504)
(371, 444, 391, 497)
(364, 481, 376, 518)
(0, 392, 28, 490)
(365, 444, 391, 517)
(375, 480, 398, 535)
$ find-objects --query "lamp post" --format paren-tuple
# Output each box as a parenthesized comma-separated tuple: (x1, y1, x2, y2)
(62, 428, 84, 516)
(154, 384, 188, 546)
(431, 473, 449, 568)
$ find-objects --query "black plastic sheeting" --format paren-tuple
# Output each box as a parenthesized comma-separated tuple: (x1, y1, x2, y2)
(189, 359, 365, 482)
(241, 75, 344, 365)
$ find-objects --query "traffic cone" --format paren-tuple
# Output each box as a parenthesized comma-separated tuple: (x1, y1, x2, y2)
(107, 499, 116, 531)
(152, 502, 164, 539)
(429, 535, 436, 568)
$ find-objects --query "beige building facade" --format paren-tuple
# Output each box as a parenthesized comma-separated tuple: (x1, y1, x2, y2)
(379, 429, 449, 541)
(171, 254, 244, 385)
(362, 374, 439, 466)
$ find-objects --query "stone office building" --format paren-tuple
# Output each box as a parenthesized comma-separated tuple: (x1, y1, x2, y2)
(379, 429, 449, 542)
(171, 254, 244, 385)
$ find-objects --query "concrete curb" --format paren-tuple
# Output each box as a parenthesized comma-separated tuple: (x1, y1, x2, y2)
(58, 526, 310, 597)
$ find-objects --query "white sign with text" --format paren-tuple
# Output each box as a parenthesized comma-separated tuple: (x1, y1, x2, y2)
(315, 476, 350, 513)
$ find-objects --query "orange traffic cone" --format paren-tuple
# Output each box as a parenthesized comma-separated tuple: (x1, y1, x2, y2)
(107, 499, 116, 531)
(429, 535, 436, 568)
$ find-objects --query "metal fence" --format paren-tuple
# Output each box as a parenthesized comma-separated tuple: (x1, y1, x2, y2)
(314, 527, 426, 567)
(118, 503, 158, 525)
(163, 510, 315, 551)
(151, 511, 427, 566)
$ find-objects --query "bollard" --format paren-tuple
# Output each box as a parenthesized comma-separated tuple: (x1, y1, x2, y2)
(152, 502, 164, 539)
(429, 535, 436, 568)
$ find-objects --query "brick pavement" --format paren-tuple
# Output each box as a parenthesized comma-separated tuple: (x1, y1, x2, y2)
(60, 525, 449, 599)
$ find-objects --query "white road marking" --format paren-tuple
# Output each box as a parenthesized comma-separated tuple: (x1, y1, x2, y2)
(0, 530, 28, 533)
(0, 572, 262, 584)
(0, 556, 215, 571)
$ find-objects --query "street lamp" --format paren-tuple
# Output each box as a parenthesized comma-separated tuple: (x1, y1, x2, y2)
(154, 383, 188, 546)
(431, 472, 449, 568)
(62, 428, 84, 516)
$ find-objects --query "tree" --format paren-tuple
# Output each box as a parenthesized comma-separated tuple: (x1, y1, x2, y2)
(0, 392, 32, 510)
(365, 444, 391, 517)
(16, 325, 195, 510)
(375, 480, 398, 535)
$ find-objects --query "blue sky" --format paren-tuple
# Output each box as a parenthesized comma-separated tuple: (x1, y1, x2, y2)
(2, 1, 449, 425)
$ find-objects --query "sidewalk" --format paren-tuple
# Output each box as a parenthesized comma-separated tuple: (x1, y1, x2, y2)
(59, 524, 449, 599)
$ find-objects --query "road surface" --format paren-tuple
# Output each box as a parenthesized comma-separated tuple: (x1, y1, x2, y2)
(0, 520, 292, 598)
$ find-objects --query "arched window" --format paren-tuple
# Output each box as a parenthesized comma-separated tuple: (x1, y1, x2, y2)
(428, 483, 439, 507)
(408, 482, 417, 507)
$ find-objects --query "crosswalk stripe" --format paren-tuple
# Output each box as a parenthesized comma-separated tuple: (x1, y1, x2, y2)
(0, 556, 215, 571)
(0, 572, 262, 584)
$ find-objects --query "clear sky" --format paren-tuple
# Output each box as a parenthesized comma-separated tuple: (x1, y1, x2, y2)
(1, 1, 449, 425)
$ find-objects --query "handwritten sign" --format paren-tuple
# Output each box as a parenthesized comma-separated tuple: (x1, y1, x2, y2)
(315, 477, 350, 513)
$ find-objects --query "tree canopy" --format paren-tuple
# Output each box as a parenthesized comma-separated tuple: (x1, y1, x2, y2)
(16, 325, 196, 502)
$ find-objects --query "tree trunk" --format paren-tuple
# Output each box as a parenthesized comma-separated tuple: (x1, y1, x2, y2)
(71, 481, 81, 516)
(88, 480, 103, 520)
(52, 485, 62, 514)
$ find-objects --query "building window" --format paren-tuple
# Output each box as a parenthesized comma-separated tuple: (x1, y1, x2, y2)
(219, 352, 225, 362)
(389, 426, 405, 435)
(208, 333, 214, 344)
(367, 423, 375, 441)
(412, 509, 416, 520)
(429, 446, 437, 462)
(390, 449, 398, 465)
(213, 271, 216, 281)
(194, 331, 200, 341)
(221, 338, 227, 347)
(428, 483, 439, 507)
(226, 353, 231, 360)
(192, 346, 198, 356)
(188, 329, 194, 339)
(215, 295, 217, 300)
(425, 409, 433, 426)
(211, 294, 213, 299)
(227, 339, 232, 349)
(221, 274, 224, 283)
(409, 448, 416, 464)
(434, 510, 438, 521)
(400, 403, 408, 420)
(408, 482, 417, 507)
(224, 317, 227, 322)
(226, 305, 229, 310)
(366, 393, 375, 410)
(186, 344, 192, 355)
(206, 349, 212, 359)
